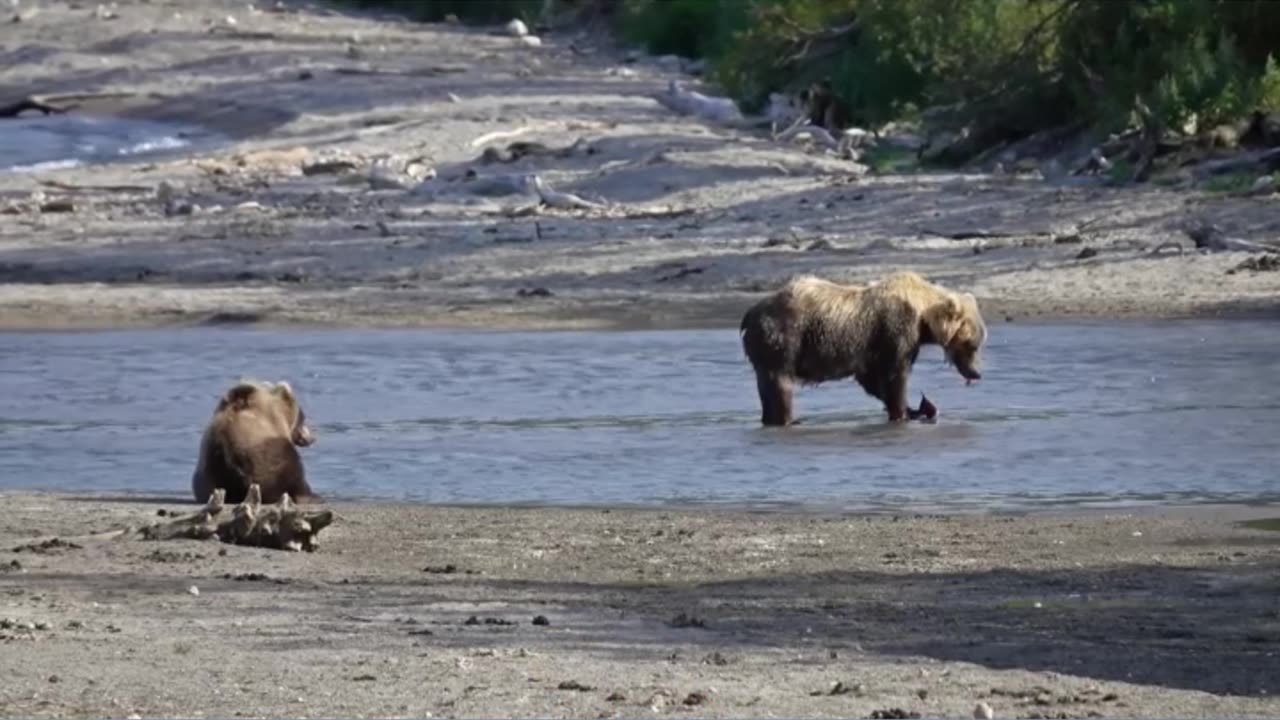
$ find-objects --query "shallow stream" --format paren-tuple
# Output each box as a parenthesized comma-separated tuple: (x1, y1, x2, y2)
(1, 321, 1276, 511)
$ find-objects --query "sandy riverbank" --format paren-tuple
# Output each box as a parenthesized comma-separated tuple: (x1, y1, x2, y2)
(0, 492, 1278, 718)
(2, 0, 1279, 331)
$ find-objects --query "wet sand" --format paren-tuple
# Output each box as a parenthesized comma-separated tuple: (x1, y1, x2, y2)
(1, 492, 1279, 718)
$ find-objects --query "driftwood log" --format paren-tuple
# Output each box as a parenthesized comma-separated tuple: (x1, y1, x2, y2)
(137, 485, 334, 552)
(0, 97, 67, 118)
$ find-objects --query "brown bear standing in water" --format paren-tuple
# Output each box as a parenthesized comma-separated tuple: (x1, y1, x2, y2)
(191, 379, 319, 505)
(739, 271, 987, 426)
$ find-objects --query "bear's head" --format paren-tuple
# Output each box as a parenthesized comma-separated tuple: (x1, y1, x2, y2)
(219, 380, 316, 447)
(929, 292, 987, 383)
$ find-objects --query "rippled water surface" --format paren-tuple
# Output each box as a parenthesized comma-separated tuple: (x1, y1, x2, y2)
(0, 114, 229, 172)
(1, 322, 1277, 511)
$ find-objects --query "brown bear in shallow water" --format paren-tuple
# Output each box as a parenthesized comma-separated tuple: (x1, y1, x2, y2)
(739, 271, 987, 426)
(191, 379, 319, 505)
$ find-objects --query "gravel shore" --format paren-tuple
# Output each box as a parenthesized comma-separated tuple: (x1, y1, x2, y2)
(1, 493, 1279, 718)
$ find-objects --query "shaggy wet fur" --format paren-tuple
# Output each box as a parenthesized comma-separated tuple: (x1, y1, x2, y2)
(191, 380, 319, 505)
(740, 272, 987, 426)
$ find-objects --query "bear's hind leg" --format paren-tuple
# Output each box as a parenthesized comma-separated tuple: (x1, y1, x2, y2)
(756, 371, 795, 427)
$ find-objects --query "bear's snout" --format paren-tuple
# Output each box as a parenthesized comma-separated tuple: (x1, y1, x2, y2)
(293, 424, 315, 448)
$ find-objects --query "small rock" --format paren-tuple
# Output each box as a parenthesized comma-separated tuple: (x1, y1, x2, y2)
(504, 18, 528, 37)
(187, 585, 200, 596)
(48, 674, 59, 683)
(532, 615, 550, 626)
(870, 709, 921, 719)
(39, 198, 75, 213)
(519, 35, 542, 47)
(974, 701, 994, 719)
(807, 239, 836, 252)
(605, 691, 626, 702)
(1074, 247, 1098, 260)
(668, 612, 706, 628)
(352, 674, 376, 682)
(701, 651, 728, 666)
(422, 564, 458, 574)
(682, 692, 708, 706)
(34, 621, 49, 630)
(516, 287, 553, 298)
(302, 158, 359, 176)
(558, 680, 594, 691)
(368, 166, 412, 191)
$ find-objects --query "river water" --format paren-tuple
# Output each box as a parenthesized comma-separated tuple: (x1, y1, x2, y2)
(0, 322, 1276, 511)
(0, 114, 229, 173)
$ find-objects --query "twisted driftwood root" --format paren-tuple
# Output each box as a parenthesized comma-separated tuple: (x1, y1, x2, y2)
(138, 485, 334, 552)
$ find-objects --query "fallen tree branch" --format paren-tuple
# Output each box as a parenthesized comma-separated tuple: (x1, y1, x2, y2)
(1192, 148, 1280, 178)
(0, 92, 141, 118)
(0, 97, 66, 118)
(136, 485, 334, 552)
(530, 174, 606, 211)
(920, 227, 1022, 240)
(774, 122, 842, 151)
(469, 125, 540, 149)
(1183, 220, 1278, 253)
(37, 179, 153, 193)
(1129, 96, 1160, 185)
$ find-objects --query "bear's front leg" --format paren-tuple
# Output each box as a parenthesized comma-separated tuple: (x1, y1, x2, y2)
(882, 371, 911, 423)
(755, 371, 795, 427)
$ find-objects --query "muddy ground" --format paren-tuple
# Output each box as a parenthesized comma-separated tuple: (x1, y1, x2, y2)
(0, 493, 1278, 718)
(1, 0, 1279, 330)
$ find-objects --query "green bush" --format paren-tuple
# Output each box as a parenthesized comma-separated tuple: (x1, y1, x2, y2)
(616, 0, 752, 59)
(347, 0, 1280, 163)
(623, 0, 1280, 161)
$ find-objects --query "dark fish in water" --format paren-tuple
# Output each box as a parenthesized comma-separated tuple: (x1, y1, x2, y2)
(907, 394, 938, 422)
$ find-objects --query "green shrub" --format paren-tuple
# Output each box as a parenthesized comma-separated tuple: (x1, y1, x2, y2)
(347, 0, 1280, 164)
(617, 0, 752, 59)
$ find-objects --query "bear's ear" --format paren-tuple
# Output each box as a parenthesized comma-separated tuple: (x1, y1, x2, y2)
(270, 381, 295, 400)
(219, 383, 258, 411)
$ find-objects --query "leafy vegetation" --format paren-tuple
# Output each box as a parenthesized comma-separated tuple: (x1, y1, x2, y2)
(344, 0, 1280, 167)
(628, 0, 1280, 163)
